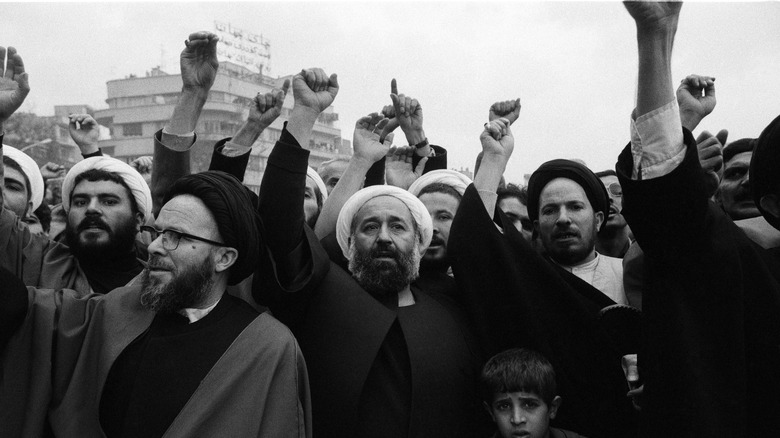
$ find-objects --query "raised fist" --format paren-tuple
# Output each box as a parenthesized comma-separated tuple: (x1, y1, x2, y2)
(624, 1, 682, 32)
(677, 75, 716, 128)
(480, 117, 514, 160)
(247, 79, 290, 131)
(180, 32, 220, 91)
(292, 68, 339, 115)
(40, 162, 66, 180)
(489, 99, 521, 125)
(68, 114, 100, 150)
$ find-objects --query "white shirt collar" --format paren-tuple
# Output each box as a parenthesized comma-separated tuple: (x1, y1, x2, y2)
(178, 299, 220, 324)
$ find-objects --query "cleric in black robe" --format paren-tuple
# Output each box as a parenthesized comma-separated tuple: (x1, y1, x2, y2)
(252, 124, 489, 438)
(448, 182, 637, 438)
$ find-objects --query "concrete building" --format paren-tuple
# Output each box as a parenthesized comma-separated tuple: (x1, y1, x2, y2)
(93, 61, 348, 192)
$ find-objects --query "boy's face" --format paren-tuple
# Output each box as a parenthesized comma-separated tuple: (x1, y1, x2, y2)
(487, 391, 561, 438)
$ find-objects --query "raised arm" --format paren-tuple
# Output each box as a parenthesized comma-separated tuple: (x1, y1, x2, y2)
(229, 81, 289, 151)
(209, 80, 289, 181)
(259, 68, 338, 257)
(622, 1, 685, 181)
(151, 32, 219, 217)
(0, 45, 31, 212)
(314, 113, 392, 240)
(474, 117, 515, 215)
(626, 2, 680, 118)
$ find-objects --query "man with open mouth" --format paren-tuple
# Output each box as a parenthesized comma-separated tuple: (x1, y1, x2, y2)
(527, 159, 627, 305)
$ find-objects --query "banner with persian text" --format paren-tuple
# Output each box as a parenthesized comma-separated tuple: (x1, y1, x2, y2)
(213, 21, 271, 74)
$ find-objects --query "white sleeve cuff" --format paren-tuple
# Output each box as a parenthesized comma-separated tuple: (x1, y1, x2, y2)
(160, 127, 196, 152)
(629, 100, 685, 180)
(221, 141, 253, 158)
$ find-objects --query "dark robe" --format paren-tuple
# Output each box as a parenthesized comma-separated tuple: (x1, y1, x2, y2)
(448, 185, 637, 438)
(99, 293, 258, 437)
(617, 129, 780, 437)
(253, 128, 487, 437)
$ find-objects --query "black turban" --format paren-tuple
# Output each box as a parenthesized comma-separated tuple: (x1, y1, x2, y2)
(723, 138, 755, 164)
(164, 171, 260, 285)
(751, 114, 780, 230)
(527, 159, 609, 231)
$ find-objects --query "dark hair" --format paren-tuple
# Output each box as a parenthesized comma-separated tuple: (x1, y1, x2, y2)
(3, 156, 31, 202)
(594, 169, 617, 178)
(71, 168, 139, 215)
(481, 348, 557, 405)
(417, 182, 462, 202)
(723, 138, 755, 164)
(497, 183, 528, 205)
(33, 202, 51, 233)
(165, 171, 260, 286)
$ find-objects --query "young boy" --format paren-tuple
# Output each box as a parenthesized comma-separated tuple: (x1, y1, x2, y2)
(481, 348, 587, 438)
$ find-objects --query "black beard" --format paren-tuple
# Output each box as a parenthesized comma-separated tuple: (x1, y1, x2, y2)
(140, 256, 214, 314)
(65, 214, 138, 262)
(348, 240, 420, 297)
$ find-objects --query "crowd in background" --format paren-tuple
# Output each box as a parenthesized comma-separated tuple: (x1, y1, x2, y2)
(1, 2, 779, 438)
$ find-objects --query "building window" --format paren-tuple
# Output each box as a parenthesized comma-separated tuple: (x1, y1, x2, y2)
(122, 123, 143, 137)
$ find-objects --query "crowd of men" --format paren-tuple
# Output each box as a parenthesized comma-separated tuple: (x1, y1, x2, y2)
(1, 2, 779, 437)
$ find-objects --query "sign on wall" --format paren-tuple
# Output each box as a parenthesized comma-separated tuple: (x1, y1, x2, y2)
(213, 21, 271, 74)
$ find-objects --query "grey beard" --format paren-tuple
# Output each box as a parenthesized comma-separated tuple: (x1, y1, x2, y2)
(140, 256, 214, 314)
(348, 239, 421, 297)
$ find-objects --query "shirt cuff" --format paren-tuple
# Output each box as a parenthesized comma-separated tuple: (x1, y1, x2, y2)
(629, 99, 685, 180)
(160, 127, 196, 152)
(221, 140, 253, 158)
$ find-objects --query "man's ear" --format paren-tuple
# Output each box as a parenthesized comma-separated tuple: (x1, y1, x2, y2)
(135, 212, 145, 229)
(24, 200, 33, 218)
(214, 247, 239, 274)
(760, 194, 780, 221)
(483, 401, 497, 422)
(548, 396, 562, 420)
(594, 211, 605, 230)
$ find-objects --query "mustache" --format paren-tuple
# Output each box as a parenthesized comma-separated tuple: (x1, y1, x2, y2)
(370, 245, 400, 260)
(77, 216, 110, 232)
(428, 235, 446, 246)
(552, 228, 580, 239)
(146, 256, 175, 271)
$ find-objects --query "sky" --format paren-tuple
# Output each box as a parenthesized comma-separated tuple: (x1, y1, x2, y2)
(3, 1, 780, 182)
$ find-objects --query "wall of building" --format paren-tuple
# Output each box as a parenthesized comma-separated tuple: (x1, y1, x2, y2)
(93, 61, 349, 191)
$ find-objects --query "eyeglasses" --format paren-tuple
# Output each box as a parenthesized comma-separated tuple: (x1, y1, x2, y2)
(606, 182, 622, 197)
(140, 225, 227, 251)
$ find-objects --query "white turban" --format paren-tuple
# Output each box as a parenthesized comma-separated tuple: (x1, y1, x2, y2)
(306, 166, 328, 203)
(62, 156, 153, 220)
(3, 145, 45, 211)
(408, 169, 472, 197)
(336, 185, 433, 259)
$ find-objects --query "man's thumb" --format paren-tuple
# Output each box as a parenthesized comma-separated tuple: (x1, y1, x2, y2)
(715, 129, 729, 147)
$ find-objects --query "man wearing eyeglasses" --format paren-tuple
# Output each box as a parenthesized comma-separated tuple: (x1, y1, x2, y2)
(0, 170, 311, 437)
(594, 170, 632, 259)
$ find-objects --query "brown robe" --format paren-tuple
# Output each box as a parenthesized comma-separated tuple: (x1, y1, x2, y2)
(0, 284, 311, 438)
